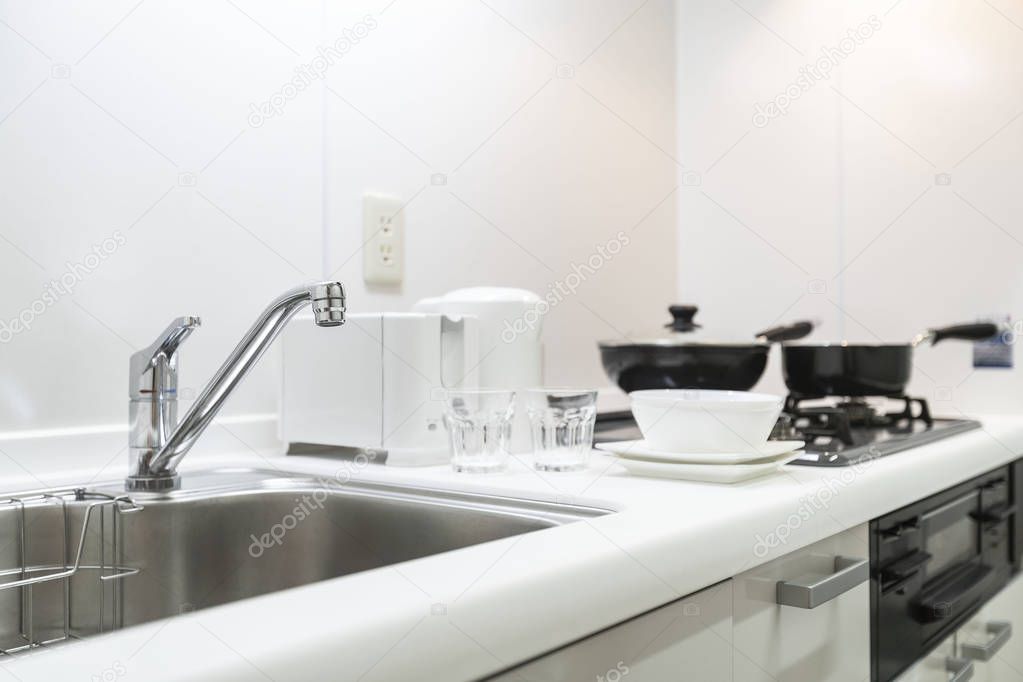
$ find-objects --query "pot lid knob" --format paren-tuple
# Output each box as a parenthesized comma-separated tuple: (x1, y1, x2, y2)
(666, 305, 701, 333)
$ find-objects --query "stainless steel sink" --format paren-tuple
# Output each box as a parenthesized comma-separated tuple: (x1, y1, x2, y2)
(0, 468, 607, 654)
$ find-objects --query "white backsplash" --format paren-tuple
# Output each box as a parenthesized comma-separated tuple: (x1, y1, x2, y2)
(5, 0, 1018, 484)
(0, 0, 678, 477)
(676, 0, 1022, 415)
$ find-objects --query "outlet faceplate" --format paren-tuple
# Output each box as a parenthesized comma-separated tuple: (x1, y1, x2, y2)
(362, 193, 404, 285)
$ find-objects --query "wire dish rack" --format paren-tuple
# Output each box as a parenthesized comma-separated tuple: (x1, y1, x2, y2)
(0, 488, 143, 655)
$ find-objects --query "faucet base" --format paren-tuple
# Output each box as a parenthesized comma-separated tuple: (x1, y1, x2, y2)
(125, 473, 180, 492)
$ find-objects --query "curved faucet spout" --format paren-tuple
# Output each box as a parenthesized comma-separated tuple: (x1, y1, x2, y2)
(126, 282, 345, 491)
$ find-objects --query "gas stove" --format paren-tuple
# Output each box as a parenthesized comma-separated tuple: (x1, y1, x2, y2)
(593, 395, 980, 467)
(777, 395, 980, 467)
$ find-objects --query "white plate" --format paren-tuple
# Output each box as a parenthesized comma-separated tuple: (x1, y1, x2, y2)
(606, 452, 803, 484)
(595, 439, 804, 464)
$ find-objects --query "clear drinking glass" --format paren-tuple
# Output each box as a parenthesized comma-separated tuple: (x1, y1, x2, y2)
(526, 389, 598, 472)
(442, 389, 515, 473)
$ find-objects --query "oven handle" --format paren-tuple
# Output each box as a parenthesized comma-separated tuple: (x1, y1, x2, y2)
(776, 556, 869, 609)
(972, 503, 1015, 524)
(961, 621, 1013, 662)
(945, 657, 975, 682)
(913, 564, 994, 623)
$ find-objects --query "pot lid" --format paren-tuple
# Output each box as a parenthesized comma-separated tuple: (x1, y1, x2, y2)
(599, 305, 814, 348)
(600, 305, 764, 348)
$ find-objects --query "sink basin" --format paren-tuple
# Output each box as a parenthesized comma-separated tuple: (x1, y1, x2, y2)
(0, 468, 607, 653)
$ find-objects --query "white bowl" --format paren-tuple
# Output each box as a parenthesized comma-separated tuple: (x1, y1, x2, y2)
(630, 390, 783, 453)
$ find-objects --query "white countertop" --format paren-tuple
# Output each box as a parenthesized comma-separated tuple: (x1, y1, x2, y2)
(4, 416, 1023, 681)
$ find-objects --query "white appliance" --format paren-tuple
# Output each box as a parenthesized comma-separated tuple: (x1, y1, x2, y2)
(414, 287, 544, 452)
(280, 312, 479, 466)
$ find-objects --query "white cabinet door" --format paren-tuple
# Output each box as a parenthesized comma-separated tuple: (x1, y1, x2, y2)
(732, 524, 870, 682)
(894, 634, 958, 682)
(958, 573, 1023, 682)
(489, 581, 733, 682)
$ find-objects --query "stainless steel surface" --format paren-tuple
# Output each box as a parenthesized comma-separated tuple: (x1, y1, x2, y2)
(775, 556, 869, 609)
(1, 468, 606, 655)
(127, 282, 346, 491)
(960, 621, 1013, 661)
(945, 656, 975, 682)
(0, 489, 143, 654)
(128, 316, 200, 485)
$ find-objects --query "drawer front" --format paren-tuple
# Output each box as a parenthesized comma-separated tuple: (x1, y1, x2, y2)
(488, 581, 733, 682)
(958, 573, 1023, 682)
(894, 633, 957, 682)
(733, 524, 870, 682)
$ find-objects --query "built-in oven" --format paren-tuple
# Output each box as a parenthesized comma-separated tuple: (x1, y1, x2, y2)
(870, 460, 1021, 681)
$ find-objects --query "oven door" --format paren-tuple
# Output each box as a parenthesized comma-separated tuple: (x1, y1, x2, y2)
(912, 491, 989, 642)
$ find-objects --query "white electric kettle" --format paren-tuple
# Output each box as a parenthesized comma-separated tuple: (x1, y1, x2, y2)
(414, 287, 544, 452)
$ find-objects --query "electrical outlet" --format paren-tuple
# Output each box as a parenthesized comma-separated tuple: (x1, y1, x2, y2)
(362, 192, 404, 285)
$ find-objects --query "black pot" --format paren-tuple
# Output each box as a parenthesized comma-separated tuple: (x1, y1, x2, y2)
(598, 306, 813, 393)
(781, 345, 912, 397)
(780, 322, 1000, 398)
(599, 342, 771, 392)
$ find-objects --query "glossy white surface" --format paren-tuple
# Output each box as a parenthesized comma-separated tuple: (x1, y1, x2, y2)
(604, 451, 801, 483)
(895, 632, 957, 682)
(280, 312, 479, 465)
(0, 0, 678, 434)
(2, 415, 1022, 681)
(630, 389, 784, 406)
(631, 390, 783, 452)
(415, 287, 546, 454)
(596, 438, 804, 464)
(676, 0, 1023, 416)
(413, 287, 544, 388)
(732, 524, 870, 681)
(490, 582, 734, 681)
(958, 574, 1023, 682)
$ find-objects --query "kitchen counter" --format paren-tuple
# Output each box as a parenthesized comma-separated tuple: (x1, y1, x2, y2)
(4, 415, 1023, 681)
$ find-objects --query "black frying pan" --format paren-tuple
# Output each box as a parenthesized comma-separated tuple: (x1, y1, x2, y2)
(778, 322, 1000, 398)
(598, 306, 813, 392)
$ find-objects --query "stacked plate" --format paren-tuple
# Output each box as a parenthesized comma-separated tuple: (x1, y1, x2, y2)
(599, 389, 803, 483)
(597, 439, 804, 483)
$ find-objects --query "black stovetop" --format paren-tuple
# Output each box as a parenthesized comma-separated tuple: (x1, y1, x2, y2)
(594, 396, 980, 467)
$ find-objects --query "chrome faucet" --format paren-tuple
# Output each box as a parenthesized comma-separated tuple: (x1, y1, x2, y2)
(127, 282, 346, 491)
(128, 315, 201, 483)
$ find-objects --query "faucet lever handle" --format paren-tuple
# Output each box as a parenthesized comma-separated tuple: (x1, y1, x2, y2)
(149, 316, 201, 359)
(130, 316, 201, 398)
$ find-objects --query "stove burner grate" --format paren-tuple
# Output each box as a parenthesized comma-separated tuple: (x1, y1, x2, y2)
(778, 395, 934, 446)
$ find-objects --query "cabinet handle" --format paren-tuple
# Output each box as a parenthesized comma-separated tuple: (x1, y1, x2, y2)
(776, 556, 869, 609)
(961, 621, 1013, 662)
(945, 657, 974, 682)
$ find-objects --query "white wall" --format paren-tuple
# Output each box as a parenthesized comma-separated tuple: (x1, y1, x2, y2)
(324, 0, 678, 385)
(0, 0, 678, 476)
(677, 0, 1023, 415)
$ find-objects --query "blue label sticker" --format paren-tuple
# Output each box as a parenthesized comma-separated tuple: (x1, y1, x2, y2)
(974, 321, 1013, 369)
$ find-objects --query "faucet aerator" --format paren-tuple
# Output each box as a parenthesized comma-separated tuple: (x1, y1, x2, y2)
(314, 313, 345, 327)
(310, 282, 346, 328)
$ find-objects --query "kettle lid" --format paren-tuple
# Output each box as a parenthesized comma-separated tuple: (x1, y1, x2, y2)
(427, 287, 541, 305)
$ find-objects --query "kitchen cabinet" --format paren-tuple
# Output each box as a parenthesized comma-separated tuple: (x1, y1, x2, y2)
(957, 572, 1023, 681)
(491, 525, 871, 681)
(488, 581, 734, 681)
(893, 572, 1023, 682)
(893, 633, 959, 682)
(732, 524, 870, 682)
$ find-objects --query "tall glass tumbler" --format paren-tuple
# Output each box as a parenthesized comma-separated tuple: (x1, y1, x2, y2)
(526, 389, 598, 472)
(442, 389, 515, 473)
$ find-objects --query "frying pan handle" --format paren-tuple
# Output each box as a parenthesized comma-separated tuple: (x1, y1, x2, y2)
(666, 305, 701, 332)
(756, 320, 815, 343)
(927, 322, 1000, 345)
